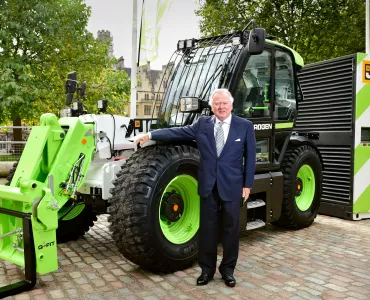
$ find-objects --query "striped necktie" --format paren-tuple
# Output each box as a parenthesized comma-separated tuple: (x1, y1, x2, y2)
(215, 121, 224, 157)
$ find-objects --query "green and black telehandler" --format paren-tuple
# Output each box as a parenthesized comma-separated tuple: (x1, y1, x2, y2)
(1, 20, 369, 297)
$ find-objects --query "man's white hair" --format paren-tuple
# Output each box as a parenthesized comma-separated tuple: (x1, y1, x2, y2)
(208, 88, 234, 106)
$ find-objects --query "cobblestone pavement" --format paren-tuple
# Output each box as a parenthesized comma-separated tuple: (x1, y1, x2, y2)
(1, 213, 370, 300)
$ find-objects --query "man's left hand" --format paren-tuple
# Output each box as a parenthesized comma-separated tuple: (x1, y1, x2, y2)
(242, 188, 251, 203)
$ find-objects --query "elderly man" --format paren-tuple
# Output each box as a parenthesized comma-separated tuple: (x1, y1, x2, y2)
(136, 88, 256, 287)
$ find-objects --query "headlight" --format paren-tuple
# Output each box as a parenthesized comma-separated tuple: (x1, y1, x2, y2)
(60, 108, 72, 118)
(177, 40, 185, 50)
(180, 97, 200, 112)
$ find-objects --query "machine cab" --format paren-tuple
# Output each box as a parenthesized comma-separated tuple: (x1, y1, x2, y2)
(153, 24, 303, 174)
(231, 43, 302, 172)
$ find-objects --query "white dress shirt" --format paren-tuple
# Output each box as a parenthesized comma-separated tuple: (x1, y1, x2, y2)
(214, 114, 232, 144)
(147, 114, 232, 143)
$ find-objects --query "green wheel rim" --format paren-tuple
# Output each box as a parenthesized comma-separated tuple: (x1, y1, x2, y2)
(58, 204, 85, 221)
(296, 164, 315, 211)
(159, 175, 200, 244)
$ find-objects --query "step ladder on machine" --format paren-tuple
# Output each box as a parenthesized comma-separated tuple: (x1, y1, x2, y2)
(246, 199, 266, 230)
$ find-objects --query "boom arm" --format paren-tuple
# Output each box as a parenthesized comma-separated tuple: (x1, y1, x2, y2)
(0, 113, 95, 296)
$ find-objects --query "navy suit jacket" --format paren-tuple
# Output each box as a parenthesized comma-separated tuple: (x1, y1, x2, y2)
(150, 114, 256, 202)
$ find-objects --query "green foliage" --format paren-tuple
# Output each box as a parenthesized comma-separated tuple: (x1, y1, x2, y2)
(195, 0, 365, 64)
(0, 0, 130, 126)
(87, 68, 131, 115)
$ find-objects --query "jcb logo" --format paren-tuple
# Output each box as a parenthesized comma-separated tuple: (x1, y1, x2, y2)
(362, 60, 370, 83)
(254, 124, 272, 130)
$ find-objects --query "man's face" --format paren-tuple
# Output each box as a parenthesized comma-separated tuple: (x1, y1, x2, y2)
(211, 92, 233, 121)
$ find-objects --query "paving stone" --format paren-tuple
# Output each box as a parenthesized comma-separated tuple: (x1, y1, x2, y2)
(305, 276, 326, 285)
(1, 214, 370, 299)
(14, 294, 31, 300)
(284, 286, 298, 292)
(324, 283, 348, 292)
(49, 289, 65, 299)
(345, 291, 369, 300)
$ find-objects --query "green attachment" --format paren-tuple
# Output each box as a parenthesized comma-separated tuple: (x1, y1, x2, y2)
(0, 113, 95, 275)
(295, 164, 315, 211)
(159, 175, 199, 244)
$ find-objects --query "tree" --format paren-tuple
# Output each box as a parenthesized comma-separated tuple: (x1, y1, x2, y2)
(195, 0, 365, 64)
(0, 0, 110, 140)
(87, 67, 131, 116)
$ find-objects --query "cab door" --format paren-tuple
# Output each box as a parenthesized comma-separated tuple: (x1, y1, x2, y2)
(273, 47, 299, 163)
(231, 47, 274, 172)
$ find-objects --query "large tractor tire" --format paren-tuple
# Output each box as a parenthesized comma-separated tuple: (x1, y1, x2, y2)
(108, 145, 200, 273)
(6, 161, 97, 243)
(274, 145, 322, 229)
(56, 203, 97, 243)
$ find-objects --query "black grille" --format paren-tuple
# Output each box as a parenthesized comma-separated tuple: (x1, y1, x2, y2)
(318, 146, 351, 206)
(295, 55, 355, 211)
(296, 55, 354, 131)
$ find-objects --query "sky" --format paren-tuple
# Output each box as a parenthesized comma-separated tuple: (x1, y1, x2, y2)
(85, 0, 201, 70)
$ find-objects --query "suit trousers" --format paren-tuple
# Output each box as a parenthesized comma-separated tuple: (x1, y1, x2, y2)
(198, 184, 241, 276)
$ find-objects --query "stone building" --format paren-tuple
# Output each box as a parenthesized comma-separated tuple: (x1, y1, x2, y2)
(97, 30, 114, 59)
(117, 58, 171, 118)
(97, 30, 171, 118)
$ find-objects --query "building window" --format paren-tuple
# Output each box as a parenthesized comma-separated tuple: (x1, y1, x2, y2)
(155, 106, 160, 115)
(136, 105, 139, 114)
(144, 105, 151, 115)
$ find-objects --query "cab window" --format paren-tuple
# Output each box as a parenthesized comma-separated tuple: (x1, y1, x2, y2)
(275, 50, 297, 121)
(234, 50, 272, 118)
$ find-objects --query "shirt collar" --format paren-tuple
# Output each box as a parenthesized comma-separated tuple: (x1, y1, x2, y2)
(215, 114, 232, 125)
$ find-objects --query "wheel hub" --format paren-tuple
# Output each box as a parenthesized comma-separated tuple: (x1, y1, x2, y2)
(160, 191, 184, 223)
(295, 178, 303, 196)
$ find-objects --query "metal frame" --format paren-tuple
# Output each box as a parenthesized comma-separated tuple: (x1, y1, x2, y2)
(0, 208, 36, 298)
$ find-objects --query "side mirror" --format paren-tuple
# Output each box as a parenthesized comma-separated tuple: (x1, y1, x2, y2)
(248, 28, 266, 55)
(65, 71, 77, 105)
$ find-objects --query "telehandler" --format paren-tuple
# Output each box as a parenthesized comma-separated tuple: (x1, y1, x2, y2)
(2, 20, 368, 297)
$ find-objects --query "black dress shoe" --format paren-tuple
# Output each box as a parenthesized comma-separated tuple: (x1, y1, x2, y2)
(222, 274, 236, 287)
(196, 273, 214, 286)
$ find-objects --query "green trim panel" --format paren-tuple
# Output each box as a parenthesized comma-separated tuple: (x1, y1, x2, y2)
(356, 84, 370, 120)
(354, 185, 370, 213)
(267, 40, 304, 67)
(357, 53, 368, 65)
(276, 122, 294, 129)
(354, 146, 370, 175)
(245, 107, 268, 111)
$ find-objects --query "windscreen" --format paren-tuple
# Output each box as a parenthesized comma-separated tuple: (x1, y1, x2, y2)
(154, 34, 242, 127)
